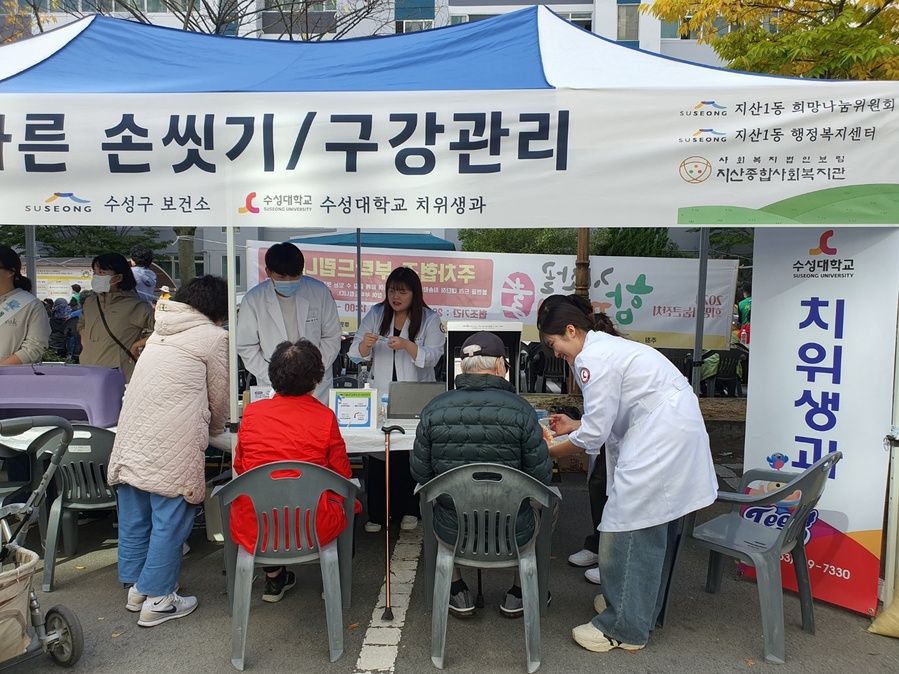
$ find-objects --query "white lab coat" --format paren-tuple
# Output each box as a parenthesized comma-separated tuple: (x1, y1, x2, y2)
(236, 277, 341, 404)
(348, 304, 444, 395)
(568, 330, 717, 532)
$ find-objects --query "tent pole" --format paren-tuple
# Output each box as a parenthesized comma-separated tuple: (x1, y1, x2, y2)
(883, 301, 899, 609)
(25, 226, 37, 288)
(356, 228, 362, 331)
(691, 228, 710, 394)
(227, 221, 239, 435)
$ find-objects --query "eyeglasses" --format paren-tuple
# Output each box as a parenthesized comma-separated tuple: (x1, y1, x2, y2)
(387, 288, 411, 296)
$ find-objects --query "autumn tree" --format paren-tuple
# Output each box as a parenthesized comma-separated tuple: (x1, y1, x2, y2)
(645, 0, 899, 79)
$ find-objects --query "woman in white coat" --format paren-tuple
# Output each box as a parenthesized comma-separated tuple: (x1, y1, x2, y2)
(540, 302, 717, 654)
(349, 266, 444, 533)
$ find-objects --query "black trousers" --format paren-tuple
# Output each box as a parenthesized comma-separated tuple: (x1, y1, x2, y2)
(364, 453, 420, 525)
(583, 452, 609, 553)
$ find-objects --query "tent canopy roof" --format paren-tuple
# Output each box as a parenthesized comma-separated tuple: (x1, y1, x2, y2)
(291, 233, 456, 250)
(0, 7, 799, 93)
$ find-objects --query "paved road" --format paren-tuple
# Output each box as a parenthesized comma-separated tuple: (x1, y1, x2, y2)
(11, 472, 899, 674)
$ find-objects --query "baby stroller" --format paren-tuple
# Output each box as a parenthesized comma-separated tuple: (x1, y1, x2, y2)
(0, 416, 83, 668)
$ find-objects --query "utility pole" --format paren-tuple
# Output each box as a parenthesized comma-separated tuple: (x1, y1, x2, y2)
(570, 227, 591, 394)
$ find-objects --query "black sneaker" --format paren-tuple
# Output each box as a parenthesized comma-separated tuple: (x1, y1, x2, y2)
(448, 581, 475, 617)
(262, 570, 296, 603)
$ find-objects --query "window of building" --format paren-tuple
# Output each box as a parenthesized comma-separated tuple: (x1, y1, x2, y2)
(262, 0, 337, 36)
(617, 2, 640, 43)
(156, 255, 205, 286)
(662, 14, 735, 40)
(396, 20, 434, 34)
(222, 255, 242, 287)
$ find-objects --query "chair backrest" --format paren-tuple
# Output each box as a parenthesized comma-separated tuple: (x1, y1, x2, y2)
(332, 376, 359, 389)
(55, 425, 117, 507)
(713, 350, 744, 381)
(217, 461, 357, 557)
(417, 463, 555, 563)
(738, 452, 842, 552)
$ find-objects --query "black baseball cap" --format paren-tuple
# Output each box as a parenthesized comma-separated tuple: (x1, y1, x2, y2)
(461, 332, 505, 359)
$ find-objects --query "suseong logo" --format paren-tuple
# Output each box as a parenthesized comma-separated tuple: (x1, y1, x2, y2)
(809, 229, 837, 256)
(25, 192, 92, 213)
(680, 101, 728, 117)
(238, 192, 260, 214)
(679, 128, 727, 143)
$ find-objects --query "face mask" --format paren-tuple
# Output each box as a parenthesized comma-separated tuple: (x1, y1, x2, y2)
(272, 279, 302, 297)
(91, 274, 112, 293)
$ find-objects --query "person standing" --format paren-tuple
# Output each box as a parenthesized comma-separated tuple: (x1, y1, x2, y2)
(738, 282, 752, 344)
(77, 253, 154, 384)
(130, 245, 157, 305)
(70, 283, 82, 308)
(237, 242, 341, 405)
(108, 276, 230, 627)
(348, 267, 444, 533)
(0, 245, 51, 366)
(539, 302, 717, 654)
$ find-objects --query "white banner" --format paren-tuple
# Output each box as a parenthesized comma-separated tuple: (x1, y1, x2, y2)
(745, 227, 899, 614)
(246, 241, 737, 347)
(1, 87, 898, 228)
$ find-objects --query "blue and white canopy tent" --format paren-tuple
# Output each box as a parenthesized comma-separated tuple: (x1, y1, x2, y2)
(2, 8, 899, 613)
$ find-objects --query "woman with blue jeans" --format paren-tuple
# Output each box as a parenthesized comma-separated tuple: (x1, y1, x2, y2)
(109, 276, 230, 627)
(539, 300, 717, 653)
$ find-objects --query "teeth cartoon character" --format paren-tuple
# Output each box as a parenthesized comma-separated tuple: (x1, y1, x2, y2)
(766, 452, 789, 470)
(747, 480, 801, 514)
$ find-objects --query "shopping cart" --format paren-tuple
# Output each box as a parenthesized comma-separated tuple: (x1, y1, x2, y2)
(0, 416, 83, 668)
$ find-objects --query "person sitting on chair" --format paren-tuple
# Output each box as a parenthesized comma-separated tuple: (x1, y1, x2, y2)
(410, 331, 554, 619)
(231, 338, 360, 603)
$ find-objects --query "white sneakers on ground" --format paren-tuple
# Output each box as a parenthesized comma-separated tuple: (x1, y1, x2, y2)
(568, 549, 599, 567)
(125, 583, 179, 612)
(137, 592, 198, 627)
(364, 521, 382, 533)
(571, 622, 644, 653)
(400, 515, 419, 530)
(585, 567, 601, 585)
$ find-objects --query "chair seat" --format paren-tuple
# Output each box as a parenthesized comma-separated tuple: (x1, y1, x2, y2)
(692, 512, 783, 560)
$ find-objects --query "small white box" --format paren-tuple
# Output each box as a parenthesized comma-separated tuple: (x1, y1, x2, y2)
(329, 387, 378, 431)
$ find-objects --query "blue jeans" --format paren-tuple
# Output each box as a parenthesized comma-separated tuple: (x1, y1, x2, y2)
(116, 484, 195, 597)
(592, 521, 674, 646)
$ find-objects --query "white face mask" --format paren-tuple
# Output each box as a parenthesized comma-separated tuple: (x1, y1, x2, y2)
(91, 274, 112, 293)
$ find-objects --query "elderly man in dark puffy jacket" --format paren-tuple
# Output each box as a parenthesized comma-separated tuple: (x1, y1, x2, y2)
(410, 331, 553, 620)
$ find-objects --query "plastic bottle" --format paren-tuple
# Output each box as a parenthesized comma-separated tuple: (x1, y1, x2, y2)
(358, 364, 369, 387)
(379, 393, 389, 426)
(739, 327, 748, 346)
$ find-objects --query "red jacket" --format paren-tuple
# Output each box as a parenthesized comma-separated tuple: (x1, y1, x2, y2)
(230, 393, 359, 553)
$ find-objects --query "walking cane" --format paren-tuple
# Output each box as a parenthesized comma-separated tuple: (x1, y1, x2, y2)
(381, 424, 405, 621)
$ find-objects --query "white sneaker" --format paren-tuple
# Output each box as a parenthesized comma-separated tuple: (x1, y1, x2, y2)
(568, 549, 599, 567)
(126, 582, 179, 612)
(572, 622, 644, 653)
(400, 515, 419, 530)
(137, 592, 198, 627)
(585, 567, 601, 585)
(364, 521, 382, 533)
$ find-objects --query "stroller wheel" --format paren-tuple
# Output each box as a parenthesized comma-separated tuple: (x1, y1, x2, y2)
(45, 605, 84, 667)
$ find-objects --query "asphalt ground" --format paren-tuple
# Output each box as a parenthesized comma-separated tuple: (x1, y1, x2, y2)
(8, 469, 899, 674)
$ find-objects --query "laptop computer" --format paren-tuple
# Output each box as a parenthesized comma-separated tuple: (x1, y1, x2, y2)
(386, 382, 446, 424)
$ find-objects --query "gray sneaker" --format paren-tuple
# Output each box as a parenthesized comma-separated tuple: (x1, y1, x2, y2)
(448, 586, 475, 617)
(500, 589, 551, 619)
(137, 592, 198, 627)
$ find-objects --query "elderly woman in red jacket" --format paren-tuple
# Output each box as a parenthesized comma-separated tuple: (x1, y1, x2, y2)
(231, 338, 358, 603)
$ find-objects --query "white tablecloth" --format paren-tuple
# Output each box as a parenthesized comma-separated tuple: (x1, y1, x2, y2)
(340, 422, 417, 455)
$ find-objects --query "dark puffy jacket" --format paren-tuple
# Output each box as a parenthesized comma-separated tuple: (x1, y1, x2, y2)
(410, 373, 553, 546)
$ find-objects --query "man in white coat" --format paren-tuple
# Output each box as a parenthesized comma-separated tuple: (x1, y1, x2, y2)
(236, 242, 341, 404)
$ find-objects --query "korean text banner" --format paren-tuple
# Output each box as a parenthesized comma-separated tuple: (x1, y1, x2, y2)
(246, 241, 738, 347)
(2, 86, 898, 228)
(744, 227, 899, 615)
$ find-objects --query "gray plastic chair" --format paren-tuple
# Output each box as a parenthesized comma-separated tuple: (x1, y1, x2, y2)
(216, 460, 358, 670)
(43, 425, 117, 592)
(415, 463, 560, 673)
(685, 451, 842, 664)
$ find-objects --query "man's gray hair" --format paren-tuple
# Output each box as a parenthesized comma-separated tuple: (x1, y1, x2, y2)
(461, 354, 501, 374)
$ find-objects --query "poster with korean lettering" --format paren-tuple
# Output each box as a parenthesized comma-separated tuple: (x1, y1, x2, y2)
(744, 228, 899, 615)
(246, 241, 737, 347)
(1, 86, 898, 228)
